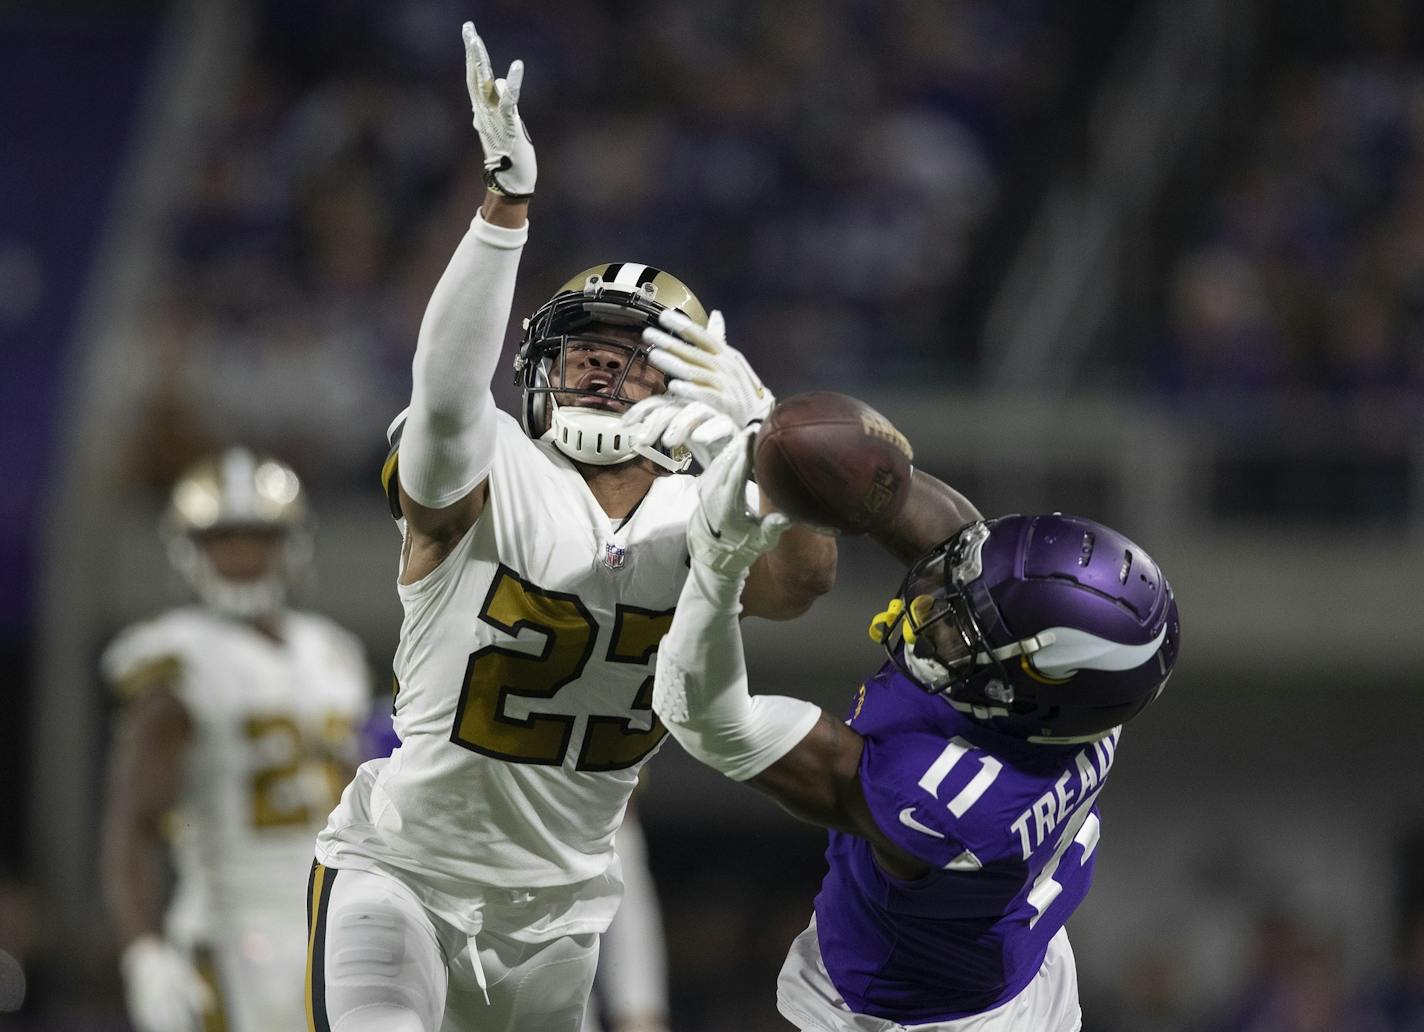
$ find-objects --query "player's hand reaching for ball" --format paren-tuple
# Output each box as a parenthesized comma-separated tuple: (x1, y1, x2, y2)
(463, 20, 535, 198)
(688, 428, 789, 578)
(623, 309, 773, 467)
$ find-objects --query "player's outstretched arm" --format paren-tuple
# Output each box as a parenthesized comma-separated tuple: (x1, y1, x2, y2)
(652, 431, 819, 777)
(653, 433, 930, 877)
(100, 686, 189, 954)
(742, 504, 837, 620)
(397, 20, 534, 577)
(871, 471, 982, 566)
(747, 715, 931, 881)
(100, 686, 216, 1032)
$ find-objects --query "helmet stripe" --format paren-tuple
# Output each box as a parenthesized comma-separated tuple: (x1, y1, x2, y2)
(222, 448, 257, 519)
(610, 262, 647, 286)
(635, 266, 660, 287)
(602, 262, 624, 282)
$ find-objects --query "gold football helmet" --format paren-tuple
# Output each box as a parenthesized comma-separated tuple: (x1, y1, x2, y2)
(514, 262, 708, 469)
(161, 447, 312, 618)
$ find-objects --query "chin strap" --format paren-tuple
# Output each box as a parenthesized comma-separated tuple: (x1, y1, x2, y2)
(975, 631, 1057, 667)
(633, 439, 692, 473)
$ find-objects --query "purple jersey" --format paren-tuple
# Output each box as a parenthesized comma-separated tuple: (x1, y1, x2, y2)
(812, 661, 1120, 1023)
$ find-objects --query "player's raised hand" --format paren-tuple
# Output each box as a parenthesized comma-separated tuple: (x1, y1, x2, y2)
(121, 936, 214, 1032)
(462, 20, 536, 198)
(688, 428, 789, 577)
(622, 395, 738, 471)
(641, 309, 774, 443)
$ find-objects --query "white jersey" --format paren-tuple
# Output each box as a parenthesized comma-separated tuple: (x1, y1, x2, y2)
(317, 411, 698, 938)
(103, 606, 371, 948)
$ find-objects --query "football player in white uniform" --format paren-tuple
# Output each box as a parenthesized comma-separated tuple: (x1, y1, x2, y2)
(101, 448, 372, 1032)
(308, 19, 836, 1032)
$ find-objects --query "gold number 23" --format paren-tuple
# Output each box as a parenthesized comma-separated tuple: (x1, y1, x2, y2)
(451, 565, 671, 770)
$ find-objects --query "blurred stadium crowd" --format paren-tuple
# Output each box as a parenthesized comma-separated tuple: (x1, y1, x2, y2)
(109, 0, 1424, 525)
(4, 0, 1424, 1030)
(120, 0, 1131, 492)
(1162, 8, 1424, 398)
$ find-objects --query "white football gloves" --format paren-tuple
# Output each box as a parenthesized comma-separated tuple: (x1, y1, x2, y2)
(462, 21, 536, 198)
(620, 396, 735, 473)
(689, 428, 789, 577)
(623, 309, 774, 469)
(121, 936, 213, 1032)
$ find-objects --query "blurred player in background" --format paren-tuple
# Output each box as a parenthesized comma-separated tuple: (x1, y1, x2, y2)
(578, 807, 671, 1032)
(643, 426, 1180, 1032)
(307, 19, 835, 1032)
(100, 447, 372, 1032)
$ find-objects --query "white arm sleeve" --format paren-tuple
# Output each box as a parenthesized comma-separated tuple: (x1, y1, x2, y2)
(399, 212, 528, 509)
(596, 815, 669, 1024)
(653, 562, 821, 782)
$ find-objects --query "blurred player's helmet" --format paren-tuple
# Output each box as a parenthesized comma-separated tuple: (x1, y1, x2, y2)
(515, 262, 708, 470)
(870, 515, 1179, 742)
(161, 447, 312, 619)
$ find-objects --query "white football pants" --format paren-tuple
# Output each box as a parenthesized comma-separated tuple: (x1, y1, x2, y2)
(776, 916, 1082, 1032)
(306, 864, 599, 1032)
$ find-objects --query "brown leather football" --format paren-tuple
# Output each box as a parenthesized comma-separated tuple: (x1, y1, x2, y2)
(753, 392, 913, 535)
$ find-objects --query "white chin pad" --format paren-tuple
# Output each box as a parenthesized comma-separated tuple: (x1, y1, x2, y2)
(548, 403, 638, 465)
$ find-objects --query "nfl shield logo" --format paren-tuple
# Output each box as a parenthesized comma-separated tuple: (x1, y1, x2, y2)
(602, 542, 627, 571)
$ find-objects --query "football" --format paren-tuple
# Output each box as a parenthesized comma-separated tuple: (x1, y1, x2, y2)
(753, 392, 914, 535)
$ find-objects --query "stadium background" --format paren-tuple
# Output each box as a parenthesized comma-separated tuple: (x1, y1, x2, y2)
(3, 0, 1423, 1028)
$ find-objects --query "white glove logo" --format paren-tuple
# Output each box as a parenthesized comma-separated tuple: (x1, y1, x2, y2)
(463, 21, 536, 198)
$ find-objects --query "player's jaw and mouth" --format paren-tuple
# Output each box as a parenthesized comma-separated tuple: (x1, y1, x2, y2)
(555, 345, 666, 414)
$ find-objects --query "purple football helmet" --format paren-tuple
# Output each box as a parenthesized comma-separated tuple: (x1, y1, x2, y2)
(880, 514, 1180, 742)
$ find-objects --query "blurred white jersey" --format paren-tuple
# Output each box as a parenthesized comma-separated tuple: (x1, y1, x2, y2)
(103, 606, 370, 1025)
(317, 411, 697, 940)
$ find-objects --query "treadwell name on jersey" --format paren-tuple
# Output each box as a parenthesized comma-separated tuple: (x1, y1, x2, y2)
(1009, 729, 1119, 861)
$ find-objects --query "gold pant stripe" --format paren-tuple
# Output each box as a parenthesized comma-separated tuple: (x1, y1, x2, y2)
(192, 945, 228, 1032)
(305, 862, 335, 1032)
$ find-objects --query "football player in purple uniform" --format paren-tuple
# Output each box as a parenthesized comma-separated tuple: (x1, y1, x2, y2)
(648, 431, 1180, 1032)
